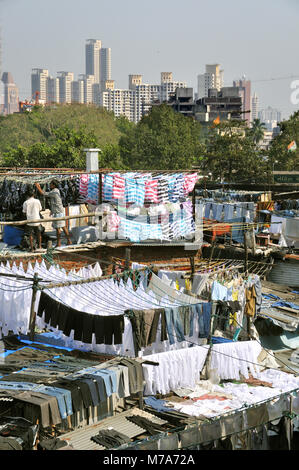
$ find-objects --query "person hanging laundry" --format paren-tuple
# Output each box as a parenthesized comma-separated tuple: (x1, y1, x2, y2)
(22, 188, 43, 252)
(35, 180, 72, 247)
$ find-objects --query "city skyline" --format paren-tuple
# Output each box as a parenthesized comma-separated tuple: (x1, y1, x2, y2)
(0, 0, 298, 119)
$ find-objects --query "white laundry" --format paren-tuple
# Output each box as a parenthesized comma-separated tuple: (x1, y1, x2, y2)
(209, 340, 262, 381)
(142, 345, 209, 395)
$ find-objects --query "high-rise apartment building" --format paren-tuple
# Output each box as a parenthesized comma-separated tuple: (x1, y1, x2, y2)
(83, 74, 96, 104)
(71, 77, 85, 104)
(129, 74, 143, 90)
(85, 39, 102, 84)
(104, 80, 115, 91)
(251, 92, 259, 122)
(258, 106, 282, 130)
(197, 64, 224, 99)
(1, 72, 19, 114)
(31, 68, 49, 102)
(161, 72, 173, 83)
(233, 77, 251, 126)
(47, 76, 59, 103)
(100, 48, 111, 90)
(100, 72, 186, 122)
(100, 88, 134, 121)
(57, 72, 74, 104)
(135, 84, 161, 121)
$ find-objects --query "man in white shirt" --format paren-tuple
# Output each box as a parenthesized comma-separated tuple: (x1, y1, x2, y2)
(22, 189, 42, 251)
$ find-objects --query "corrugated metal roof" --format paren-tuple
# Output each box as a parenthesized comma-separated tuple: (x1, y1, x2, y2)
(59, 408, 168, 451)
(267, 260, 299, 288)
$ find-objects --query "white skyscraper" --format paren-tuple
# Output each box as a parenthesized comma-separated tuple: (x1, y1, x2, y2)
(129, 74, 143, 90)
(71, 77, 85, 104)
(1, 72, 19, 114)
(100, 72, 187, 123)
(100, 88, 134, 121)
(47, 76, 60, 103)
(197, 64, 224, 99)
(85, 39, 102, 84)
(251, 92, 259, 121)
(31, 68, 49, 102)
(100, 48, 111, 90)
(57, 72, 74, 104)
(160, 72, 187, 102)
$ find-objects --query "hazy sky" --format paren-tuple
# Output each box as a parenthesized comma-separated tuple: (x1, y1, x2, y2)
(0, 0, 298, 119)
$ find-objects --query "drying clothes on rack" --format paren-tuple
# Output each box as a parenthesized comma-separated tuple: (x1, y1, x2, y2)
(90, 429, 131, 449)
(118, 217, 163, 242)
(142, 345, 209, 395)
(0, 417, 38, 451)
(144, 179, 159, 203)
(244, 274, 262, 318)
(125, 308, 167, 356)
(1, 261, 213, 357)
(145, 271, 199, 305)
(125, 415, 167, 436)
(117, 213, 195, 242)
(100, 172, 198, 204)
(0, 380, 73, 421)
(37, 291, 125, 345)
(209, 340, 262, 381)
(191, 273, 209, 295)
(95, 357, 144, 394)
(143, 340, 263, 396)
(202, 200, 255, 223)
(86, 174, 99, 205)
(212, 301, 241, 333)
(197, 189, 267, 203)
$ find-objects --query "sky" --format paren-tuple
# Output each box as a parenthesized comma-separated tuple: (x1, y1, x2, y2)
(0, 0, 298, 119)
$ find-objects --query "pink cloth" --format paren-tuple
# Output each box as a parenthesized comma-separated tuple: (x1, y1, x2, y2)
(79, 174, 89, 196)
(107, 212, 121, 232)
(112, 174, 125, 199)
(145, 180, 159, 203)
(183, 173, 198, 195)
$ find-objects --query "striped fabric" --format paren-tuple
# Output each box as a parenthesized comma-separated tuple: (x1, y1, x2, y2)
(86, 174, 99, 204)
(112, 174, 125, 200)
(103, 174, 114, 201)
(171, 173, 185, 201)
(79, 174, 89, 198)
(144, 179, 159, 203)
(125, 178, 146, 205)
(101, 172, 198, 204)
(183, 172, 198, 195)
(107, 212, 121, 232)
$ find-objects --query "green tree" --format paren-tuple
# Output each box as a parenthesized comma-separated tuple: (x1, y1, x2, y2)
(250, 118, 266, 145)
(0, 103, 122, 162)
(1, 126, 99, 168)
(119, 104, 203, 170)
(269, 111, 299, 171)
(201, 120, 268, 183)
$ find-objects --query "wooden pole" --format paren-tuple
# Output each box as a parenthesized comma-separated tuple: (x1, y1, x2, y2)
(0, 211, 98, 227)
(28, 273, 39, 341)
(125, 248, 131, 270)
(244, 225, 249, 277)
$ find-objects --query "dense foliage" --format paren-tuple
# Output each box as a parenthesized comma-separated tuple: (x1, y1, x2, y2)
(0, 102, 298, 181)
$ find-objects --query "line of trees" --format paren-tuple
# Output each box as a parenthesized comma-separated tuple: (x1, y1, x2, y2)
(0, 103, 298, 182)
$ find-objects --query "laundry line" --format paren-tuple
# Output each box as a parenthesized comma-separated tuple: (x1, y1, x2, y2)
(0, 169, 199, 177)
(37, 265, 150, 291)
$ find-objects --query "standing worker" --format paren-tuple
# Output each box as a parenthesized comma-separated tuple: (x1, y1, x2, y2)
(35, 179, 72, 247)
(22, 188, 42, 252)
